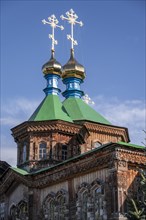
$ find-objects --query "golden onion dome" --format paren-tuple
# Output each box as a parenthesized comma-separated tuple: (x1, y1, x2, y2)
(62, 49, 85, 80)
(42, 50, 62, 75)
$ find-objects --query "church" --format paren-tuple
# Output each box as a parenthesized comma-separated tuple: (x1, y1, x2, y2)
(0, 9, 146, 220)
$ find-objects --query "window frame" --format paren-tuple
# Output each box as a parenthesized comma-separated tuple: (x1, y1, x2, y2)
(39, 142, 47, 160)
(61, 145, 67, 160)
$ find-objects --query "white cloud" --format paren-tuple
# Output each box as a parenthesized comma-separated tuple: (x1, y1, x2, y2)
(0, 134, 17, 167)
(0, 147, 17, 167)
(1, 98, 40, 166)
(1, 98, 40, 126)
(0, 117, 22, 126)
(92, 95, 146, 145)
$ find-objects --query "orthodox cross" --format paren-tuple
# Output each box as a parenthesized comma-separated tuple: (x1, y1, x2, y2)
(60, 9, 83, 50)
(42, 14, 64, 51)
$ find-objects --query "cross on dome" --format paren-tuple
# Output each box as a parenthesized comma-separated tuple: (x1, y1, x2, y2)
(61, 9, 83, 50)
(42, 14, 64, 51)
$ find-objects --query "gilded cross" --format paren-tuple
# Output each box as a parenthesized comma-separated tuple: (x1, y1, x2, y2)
(42, 14, 64, 51)
(60, 9, 83, 49)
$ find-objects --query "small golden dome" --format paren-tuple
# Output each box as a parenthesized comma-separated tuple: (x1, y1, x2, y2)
(42, 50, 62, 75)
(62, 49, 85, 80)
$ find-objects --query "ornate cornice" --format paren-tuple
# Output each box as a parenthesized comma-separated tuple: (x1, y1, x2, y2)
(31, 152, 111, 188)
(11, 120, 82, 140)
(113, 148, 146, 165)
(82, 121, 129, 142)
(1, 144, 146, 193)
(30, 146, 146, 188)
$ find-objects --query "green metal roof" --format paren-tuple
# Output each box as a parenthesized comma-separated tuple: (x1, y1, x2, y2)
(29, 94, 73, 123)
(118, 141, 146, 149)
(11, 167, 29, 175)
(62, 97, 111, 125)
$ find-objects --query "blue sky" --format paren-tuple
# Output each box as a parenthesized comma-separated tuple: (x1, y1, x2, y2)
(1, 0, 145, 166)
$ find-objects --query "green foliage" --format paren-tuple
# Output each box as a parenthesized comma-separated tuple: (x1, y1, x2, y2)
(128, 199, 144, 219)
(127, 170, 146, 220)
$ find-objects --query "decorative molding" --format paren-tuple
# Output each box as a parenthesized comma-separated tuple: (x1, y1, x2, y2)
(1, 145, 146, 194)
(84, 122, 129, 142)
(11, 121, 82, 140)
(113, 148, 146, 164)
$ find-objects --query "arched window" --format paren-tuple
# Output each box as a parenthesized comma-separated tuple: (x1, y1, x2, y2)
(93, 186, 102, 217)
(42, 190, 68, 220)
(76, 183, 89, 220)
(39, 142, 47, 159)
(43, 198, 55, 220)
(58, 195, 66, 220)
(76, 180, 106, 220)
(0, 202, 5, 220)
(92, 185, 106, 220)
(93, 141, 102, 148)
(56, 190, 68, 220)
(50, 200, 55, 220)
(10, 201, 28, 220)
(18, 201, 28, 220)
(10, 204, 17, 220)
(82, 191, 88, 220)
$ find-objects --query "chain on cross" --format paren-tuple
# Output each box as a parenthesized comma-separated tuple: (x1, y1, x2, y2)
(42, 14, 64, 51)
(60, 9, 83, 50)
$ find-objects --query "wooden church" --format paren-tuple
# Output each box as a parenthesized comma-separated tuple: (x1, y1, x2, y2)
(0, 9, 146, 220)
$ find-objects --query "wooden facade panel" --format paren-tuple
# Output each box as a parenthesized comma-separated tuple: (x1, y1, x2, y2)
(73, 168, 109, 189)
(40, 181, 68, 203)
(7, 183, 28, 211)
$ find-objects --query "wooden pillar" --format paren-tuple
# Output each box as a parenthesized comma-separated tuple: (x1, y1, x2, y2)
(68, 179, 76, 219)
(28, 189, 41, 220)
(29, 140, 34, 160)
(28, 190, 33, 220)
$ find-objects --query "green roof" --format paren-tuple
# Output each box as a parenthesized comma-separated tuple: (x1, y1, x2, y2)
(11, 167, 29, 175)
(62, 97, 111, 125)
(29, 94, 72, 123)
(118, 141, 146, 149)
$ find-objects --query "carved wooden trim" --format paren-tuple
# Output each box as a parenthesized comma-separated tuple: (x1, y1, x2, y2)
(83, 122, 129, 142)
(113, 148, 146, 164)
(1, 145, 146, 193)
(11, 121, 83, 140)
